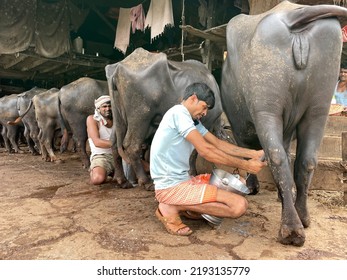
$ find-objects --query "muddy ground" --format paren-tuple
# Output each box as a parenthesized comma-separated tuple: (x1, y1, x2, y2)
(0, 147, 346, 260)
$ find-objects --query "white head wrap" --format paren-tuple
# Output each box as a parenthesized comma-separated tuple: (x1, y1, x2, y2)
(93, 95, 111, 125)
(94, 95, 111, 109)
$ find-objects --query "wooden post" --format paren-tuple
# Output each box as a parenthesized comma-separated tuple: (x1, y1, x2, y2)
(342, 132, 347, 204)
(204, 0, 216, 71)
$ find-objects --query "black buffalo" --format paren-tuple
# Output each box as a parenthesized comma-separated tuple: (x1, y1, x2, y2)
(221, 1, 347, 246)
(58, 77, 108, 168)
(33, 88, 62, 162)
(8, 87, 47, 155)
(0, 93, 22, 153)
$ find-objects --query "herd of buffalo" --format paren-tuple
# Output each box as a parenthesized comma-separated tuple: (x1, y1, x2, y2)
(1, 1, 347, 246)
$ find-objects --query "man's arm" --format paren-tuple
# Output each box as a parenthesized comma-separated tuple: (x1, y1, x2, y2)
(185, 130, 266, 174)
(203, 131, 264, 160)
(86, 115, 111, 148)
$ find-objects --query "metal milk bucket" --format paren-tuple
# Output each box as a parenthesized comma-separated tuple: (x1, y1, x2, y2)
(202, 169, 250, 227)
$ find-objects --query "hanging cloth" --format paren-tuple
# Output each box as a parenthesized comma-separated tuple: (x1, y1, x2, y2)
(198, 0, 208, 27)
(114, 8, 131, 54)
(145, 0, 174, 42)
(130, 4, 145, 33)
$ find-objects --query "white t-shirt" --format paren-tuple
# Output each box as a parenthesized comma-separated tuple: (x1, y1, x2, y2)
(150, 104, 208, 190)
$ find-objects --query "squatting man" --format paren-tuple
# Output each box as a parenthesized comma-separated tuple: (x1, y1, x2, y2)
(87, 95, 135, 185)
(150, 82, 267, 236)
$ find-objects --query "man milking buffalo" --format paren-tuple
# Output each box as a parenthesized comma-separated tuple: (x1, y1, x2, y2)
(150, 83, 267, 236)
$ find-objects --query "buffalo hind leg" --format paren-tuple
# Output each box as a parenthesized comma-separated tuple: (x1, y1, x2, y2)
(294, 115, 327, 228)
(293, 156, 314, 228)
(133, 158, 153, 190)
(1, 126, 12, 153)
(293, 139, 319, 228)
(128, 146, 153, 190)
(80, 140, 89, 168)
(115, 162, 133, 189)
(112, 149, 132, 189)
(276, 181, 306, 246)
(255, 121, 306, 246)
(42, 125, 58, 162)
(8, 126, 21, 153)
(24, 126, 37, 155)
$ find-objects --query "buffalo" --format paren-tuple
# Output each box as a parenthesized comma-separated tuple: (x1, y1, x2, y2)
(33, 88, 62, 162)
(58, 77, 108, 168)
(0, 93, 22, 153)
(8, 87, 47, 155)
(221, 1, 347, 246)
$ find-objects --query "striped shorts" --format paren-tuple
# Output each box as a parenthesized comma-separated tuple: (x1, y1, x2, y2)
(155, 174, 218, 205)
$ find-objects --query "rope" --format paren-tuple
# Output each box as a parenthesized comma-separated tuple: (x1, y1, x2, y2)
(181, 0, 185, 61)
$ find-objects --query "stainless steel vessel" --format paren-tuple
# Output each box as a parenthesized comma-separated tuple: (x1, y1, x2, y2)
(202, 169, 250, 227)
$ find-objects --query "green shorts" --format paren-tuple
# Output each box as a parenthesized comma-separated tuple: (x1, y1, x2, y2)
(89, 153, 115, 175)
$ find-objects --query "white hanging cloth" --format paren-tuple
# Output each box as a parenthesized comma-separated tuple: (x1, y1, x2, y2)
(114, 7, 131, 54)
(145, 0, 174, 42)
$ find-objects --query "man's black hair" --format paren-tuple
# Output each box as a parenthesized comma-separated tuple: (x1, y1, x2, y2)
(183, 82, 215, 109)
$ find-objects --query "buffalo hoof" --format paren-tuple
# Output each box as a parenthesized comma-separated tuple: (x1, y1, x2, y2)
(119, 181, 133, 189)
(301, 217, 311, 228)
(296, 208, 311, 228)
(295, 205, 311, 228)
(82, 161, 90, 169)
(30, 149, 39, 156)
(144, 182, 154, 191)
(246, 174, 260, 195)
(138, 177, 154, 191)
(278, 225, 306, 247)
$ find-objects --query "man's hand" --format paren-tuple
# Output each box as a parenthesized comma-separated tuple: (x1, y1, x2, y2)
(251, 150, 265, 161)
(247, 156, 267, 174)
